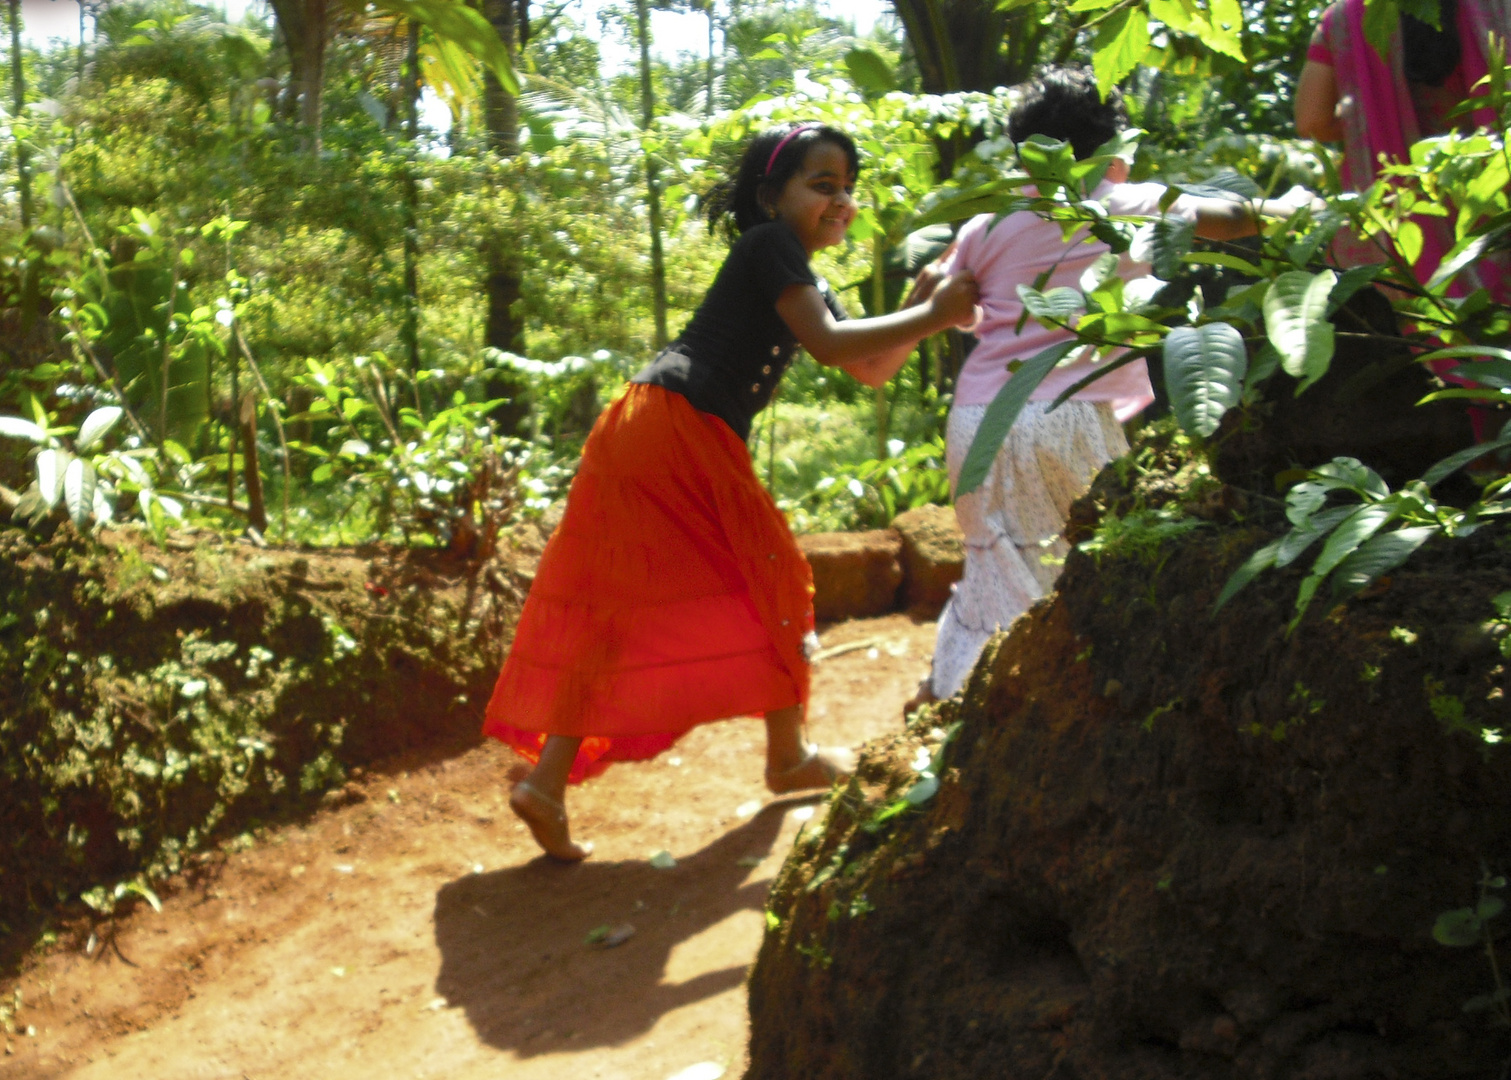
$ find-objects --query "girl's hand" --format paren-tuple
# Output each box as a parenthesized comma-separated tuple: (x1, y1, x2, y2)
(901, 240, 959, 309)
(928, 271, 981, 329)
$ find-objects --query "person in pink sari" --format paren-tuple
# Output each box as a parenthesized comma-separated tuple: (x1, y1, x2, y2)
(1295, 0, 1511, 293)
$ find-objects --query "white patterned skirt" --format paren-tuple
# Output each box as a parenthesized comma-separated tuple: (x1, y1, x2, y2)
(929, 400, 1128, 698)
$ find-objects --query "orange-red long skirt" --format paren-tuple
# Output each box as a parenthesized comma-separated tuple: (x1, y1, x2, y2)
(483, 383, 815, 783)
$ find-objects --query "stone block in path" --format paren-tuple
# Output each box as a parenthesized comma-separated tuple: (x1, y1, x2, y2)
(797, 530, 903, 623)
(890, 504, 965, 619)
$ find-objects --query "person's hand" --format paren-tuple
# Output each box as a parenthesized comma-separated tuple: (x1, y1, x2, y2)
(901, 240, 959, 309)
(1274, 185, 1328, 215)
(928, 270, 980, 329)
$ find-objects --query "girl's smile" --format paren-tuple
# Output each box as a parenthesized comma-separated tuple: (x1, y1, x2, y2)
(765, 141, 858, 254)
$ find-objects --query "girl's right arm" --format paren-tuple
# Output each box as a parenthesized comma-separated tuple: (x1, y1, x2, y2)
(775, 272, 980, 388)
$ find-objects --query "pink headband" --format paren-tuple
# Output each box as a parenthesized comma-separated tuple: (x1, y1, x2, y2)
(765, 124, 818, 177)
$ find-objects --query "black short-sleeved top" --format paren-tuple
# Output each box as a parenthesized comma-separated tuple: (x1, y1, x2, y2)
(631, 220, 847, 442)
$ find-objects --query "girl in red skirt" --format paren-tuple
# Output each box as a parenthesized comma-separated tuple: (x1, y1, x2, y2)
(486, 122, 979, 860)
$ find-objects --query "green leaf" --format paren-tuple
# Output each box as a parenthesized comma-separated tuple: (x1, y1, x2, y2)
(1017, 284, 1084, 323)
(1264, 270, 1338, 393)
(0, 416, 47, 443)
(1422, 432, 1511, 486)
(1331, 525, 1437, 596)
(1185, 251, 1264, 276)
(36, 448, 68, 509)
(1433, 907, 1483, 947)
(75, 406, 123, 453)
(1479, 894, 1506, 921)
(904, 774, 940, 805)
(1092, 7, 1151, 99)
(1200, 0, 1247, 60)
(376, 0, 517, 95)
(1363, 0, 1399, 61)
(1213, 537, 1282, 611)
(1312, 503, 1397, 580)
(1326, 264, 1384, 315)
(956, 341, 1081, 498)
(1146, 216, 1196, 280)
(1162, 322, 1247, 437)
(64, 456, 97, 527)
(1428, 232, 1495, 290)
(1276, 505, 1357, 567)
(844, 47, 896, 96)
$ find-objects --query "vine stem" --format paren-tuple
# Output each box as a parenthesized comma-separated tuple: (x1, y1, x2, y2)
(234, 328, 291, 541)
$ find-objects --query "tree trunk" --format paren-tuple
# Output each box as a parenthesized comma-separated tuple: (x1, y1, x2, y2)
(891, 0, 1062, 174)
(267, 0, 329, 152)
(238, 392, 268, 535)
(401, 19, 422, 398)
(636, 0, 669, 349)
(8, 0, 31, 228)
(478, 0, 530, 433)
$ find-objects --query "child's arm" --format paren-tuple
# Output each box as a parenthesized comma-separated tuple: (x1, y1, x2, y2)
(1189, 186, 1326, 241)
(776, 271, 979, 389)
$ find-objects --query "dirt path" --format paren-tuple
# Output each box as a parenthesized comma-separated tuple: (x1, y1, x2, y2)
(1, 614, 936, 1080)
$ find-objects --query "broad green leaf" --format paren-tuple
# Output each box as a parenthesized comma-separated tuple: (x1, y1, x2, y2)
(1326, 264, 1384, 315)
(75, 406, 124, 453)
(1162, 322, 1247, 437)
(1146, 216, 1196, 280)
(0, 415, 47, 443)
(1422, 432, 1511, 486)
(1243, 343, 1282, 395)
(1264, 269, 1338, 392)
(376, 0, 517, 95)
(1363, 0, 1399, 61)
(1201, 0, 1247, 60)
(1213, 537, 1282, 611)
(1311, 503, 1397, 580)
(844, 47, 896, 96)
(956, 341, 1081, 497)
(1312, 456, 1389, 497)
(1396, 219, 1424, 267)
(64, 456, 98, 527)
(1186, 251, 1263, 276)
(1148, 0, 1196, 32)
(1017, 284, 1084, 323)
(1433, 907, 1483, 947)
(1445, 360, 1511, 388)
(36, 448, 68, 509)
(1092, 7, 1151, 98)
(1276, 505, 1357, 567)
(1418, 345, 1511, 365)
(1429, 232, 1497, 291)
(1331, 525, 1437, 596)
(904, 774, 940, 805)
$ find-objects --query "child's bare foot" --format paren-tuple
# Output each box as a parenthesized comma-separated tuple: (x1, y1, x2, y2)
(765, 746, 856, 794)
(509, 780, 592, 862)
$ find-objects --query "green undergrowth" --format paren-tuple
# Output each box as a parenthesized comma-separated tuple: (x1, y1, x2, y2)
(0, 524, 519, 943)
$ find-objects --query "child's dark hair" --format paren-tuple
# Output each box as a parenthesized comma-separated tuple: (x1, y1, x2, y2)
(1008, 67, 1127, 161)
(704, 123, 860, 239)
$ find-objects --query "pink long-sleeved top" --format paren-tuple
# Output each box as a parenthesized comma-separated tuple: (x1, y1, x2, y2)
(940, 180, 1200, 421)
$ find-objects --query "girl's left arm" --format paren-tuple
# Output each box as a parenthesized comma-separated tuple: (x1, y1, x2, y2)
(777, 266, 978, 388)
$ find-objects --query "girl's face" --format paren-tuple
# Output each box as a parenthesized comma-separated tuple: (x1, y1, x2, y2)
(763, 140, 857, 254)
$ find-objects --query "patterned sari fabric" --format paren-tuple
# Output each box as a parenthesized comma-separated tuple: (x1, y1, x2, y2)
(929, 401, 1127, 699)
(484, 383, 815, 784)
(1324, 0, 1511, 298)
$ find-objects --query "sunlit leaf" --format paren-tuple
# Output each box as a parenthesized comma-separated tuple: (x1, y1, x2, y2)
(1162, 322, 1247, 437)
(75, 407, 124, 453)
(1264, 269, 1337, 393)
(36, 448, 68, 509)
(1017, 284, 1084, 323)
(1331, 525, 1437, 596)
(0, 416, 47, 443)
(64, 457, 98, 527)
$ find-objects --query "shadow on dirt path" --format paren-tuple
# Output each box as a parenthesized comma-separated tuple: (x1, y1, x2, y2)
(434, 802, 811, 1056)
(0, 613, 935, 1080)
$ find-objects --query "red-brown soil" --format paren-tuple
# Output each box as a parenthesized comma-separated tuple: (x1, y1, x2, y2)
(0, 614, 937, 1080)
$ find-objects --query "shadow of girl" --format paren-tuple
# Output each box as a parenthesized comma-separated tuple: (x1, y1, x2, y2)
(431, 800, 811, 1056)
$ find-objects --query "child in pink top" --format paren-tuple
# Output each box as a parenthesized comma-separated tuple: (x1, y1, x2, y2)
(919, 67, 1318, 702)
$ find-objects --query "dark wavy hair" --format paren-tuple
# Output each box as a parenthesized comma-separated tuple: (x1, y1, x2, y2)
(704, 123, 861, 240)
(1403, 0, 1461, 86)
(1008, 66, 1127, 161)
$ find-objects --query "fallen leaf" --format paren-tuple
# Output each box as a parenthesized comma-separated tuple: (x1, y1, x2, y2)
(649, 850, 677, 870)
(791, 806, 814, 822)
(735, 800, 762, 818)
(737, 856, 764, 868)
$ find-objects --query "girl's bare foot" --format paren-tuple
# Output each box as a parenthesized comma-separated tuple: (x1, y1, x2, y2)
(765, 746, 857, 794)
(509, 780, 593, 862)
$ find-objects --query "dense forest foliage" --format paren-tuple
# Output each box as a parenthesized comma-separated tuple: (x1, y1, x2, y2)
(0, 0, 1366, 550)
